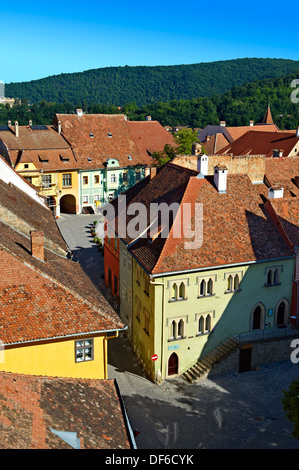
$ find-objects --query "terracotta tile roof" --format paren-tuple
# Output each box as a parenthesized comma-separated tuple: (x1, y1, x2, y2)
(0, 179, 68, 253)
(113, 162, 293, 275)
(217, 130, 299, 157)
(266, 198, 299, 248)
(126, 120, 177, 159)
(0, 372, 131, 449)
(202, 133, 231, 154)
(264, 157, 299, 197)
(261, 106, 274, 124)
(0, 221, 124, 344)
(53, 114, 153, 169)
(226, 124, 279, 142)
(0, 125, 79, 171)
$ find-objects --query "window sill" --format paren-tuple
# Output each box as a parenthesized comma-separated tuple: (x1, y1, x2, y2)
(197, 294, 215, 299)
(225, 288, 241, 294)
(169, 298, 188, 303)
(264, 283, 281, 287)
(168, 336, 185, 342)
(196, 331, 210, 337)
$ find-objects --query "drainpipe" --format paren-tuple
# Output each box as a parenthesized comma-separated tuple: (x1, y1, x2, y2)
(150, 279, 165, 383)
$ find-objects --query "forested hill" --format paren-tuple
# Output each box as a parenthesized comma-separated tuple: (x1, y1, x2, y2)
(1, 71, 299, 130)
(5, 58, 299, 106)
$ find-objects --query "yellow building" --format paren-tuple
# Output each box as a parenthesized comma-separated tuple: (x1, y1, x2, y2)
(0, 121, 80, 216)
(0, 177, 124, 380)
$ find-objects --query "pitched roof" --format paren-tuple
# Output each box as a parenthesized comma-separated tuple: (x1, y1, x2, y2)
(53, 114, 153, 169)
(261, 106, 274, 124)
(216, 130, 299, 157)
(0, 372, 131, 449)
(0, 178, 68, 254)
(0, 124, 79, 171)
(111, 162, 293, 275)
(126, 120, 177, 159)
(264, 157, 299, 197)
(266, 198, 299, 248)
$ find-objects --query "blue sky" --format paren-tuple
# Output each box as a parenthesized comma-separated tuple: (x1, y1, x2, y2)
(1, 0, 298, 83)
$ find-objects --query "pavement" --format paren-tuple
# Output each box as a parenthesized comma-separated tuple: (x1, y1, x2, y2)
(57, 213, 299, 450)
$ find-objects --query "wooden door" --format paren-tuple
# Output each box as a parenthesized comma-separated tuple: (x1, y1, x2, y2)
(168, 353, 178, 376)
(239, 345, 252, 373)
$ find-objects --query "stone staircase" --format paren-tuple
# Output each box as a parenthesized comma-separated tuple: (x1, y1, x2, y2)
(182, 337, 240, 383)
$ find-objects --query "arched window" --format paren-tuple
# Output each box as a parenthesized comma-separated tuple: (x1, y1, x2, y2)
(227, 275, 233, 292)
(205, 315, 211, 332)
(200, 279, 206, 296)
(178, 282, 185, 299)
(274, 269, 280, 285)
(267, 269, 273, 285)
(171, 320, 176, 339)
(207, 278, 213, 295)
(198, 316, 204, 334)
(171, 283, 177, 300)
(178, 319, 184, 338)
(233, 274, 239, 291)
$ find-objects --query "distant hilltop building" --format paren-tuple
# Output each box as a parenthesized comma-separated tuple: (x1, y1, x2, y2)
(0, 80, 15, 107)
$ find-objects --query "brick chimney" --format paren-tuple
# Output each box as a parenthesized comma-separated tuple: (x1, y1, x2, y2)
(150, 167, 157, 179)
(31, 230, 44, 261)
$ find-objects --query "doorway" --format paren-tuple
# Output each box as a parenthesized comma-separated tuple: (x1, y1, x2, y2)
(168, 352, 178, 376)
(239, 345, 252, 373)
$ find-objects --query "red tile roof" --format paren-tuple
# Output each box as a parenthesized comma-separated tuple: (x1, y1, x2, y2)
(111, 162, 293, 275)
(0, 372, 131, 449)
(53, 114, 153, 169)
(126, 120, 177, 159)
(217, 130, 299, 157)
(265, 198, 299, 248)
(264, 157, 299, 197)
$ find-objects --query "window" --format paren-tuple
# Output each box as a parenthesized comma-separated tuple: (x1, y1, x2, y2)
(75, 339, 94, 362)
(94, 175, 100, 184)
(94, 195, 100, 202)
(225, 272, 242, 293)
(136, 170, 141, 181)
(169, 280, 187, 301)
(168, 318, 186, 341)
(136, 263, 141, 285)
(83, 195, 88, 204)
(265, 266, 282, 286)
(144, 275, 150, 296)
(83, 175, 88, 185)
(62, 173, 72, 187)
(197, 314, 212, 335)
(42, 174, 52, 188)
(136, 296, 141, 322)
(123, 171, 128, 182)
(144, 308, 150, 335)
(24, 163, 29, 169)
(110, 173, 116, 183)
(25, 176, 32, 184)
(197, 275, 216, 298)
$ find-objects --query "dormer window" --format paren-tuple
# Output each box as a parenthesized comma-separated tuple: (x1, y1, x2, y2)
(87, 157, 92, 163)
(89, 133, 94, 138)
(108, 132, 112, 137)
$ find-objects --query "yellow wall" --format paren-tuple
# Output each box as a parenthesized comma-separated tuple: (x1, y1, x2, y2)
(1, 335, 108, 380)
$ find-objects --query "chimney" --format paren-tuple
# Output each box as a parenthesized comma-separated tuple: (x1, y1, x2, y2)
(268, 185, 284, 199)
(76, 109, 83, 116)
(7, 120, 11, 126)
(57, 120, 61, 134)
(249, 120, 254, 126)
(14, 121, 19, 137)
(296, 127, 299, 138)
(220, 121, 226, 127)
(192, 142, 202, 156)
(146, 116, 152, 121)
(273, 149, 284, 158)
(150, 167, 157, 179)
(31, 230, 44, 261)
(29, 120, 32, 126)
(197, 155, 209, 176)
(214, 165, 227, 193)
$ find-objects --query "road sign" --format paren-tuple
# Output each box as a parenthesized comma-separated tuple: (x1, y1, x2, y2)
(151, 354, 158, 361)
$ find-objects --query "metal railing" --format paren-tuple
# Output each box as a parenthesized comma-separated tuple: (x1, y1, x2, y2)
(234, 325, 299, 343)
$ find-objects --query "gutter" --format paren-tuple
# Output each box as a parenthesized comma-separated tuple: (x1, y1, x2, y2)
(114, 379, 137, 450)
(148, 255, 294, 279)
(4, 326, 128, 347)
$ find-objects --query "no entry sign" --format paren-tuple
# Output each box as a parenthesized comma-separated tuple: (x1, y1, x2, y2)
(151, 354, 158, 361)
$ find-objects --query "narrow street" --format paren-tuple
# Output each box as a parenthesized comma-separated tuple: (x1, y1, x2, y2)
(57, 213, 299, 450)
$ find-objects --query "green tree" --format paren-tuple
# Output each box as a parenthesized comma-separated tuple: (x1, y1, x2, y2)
(282, 376, 299, 440)
(174, 128, 199, 154)
(152, 144, 177, 167)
